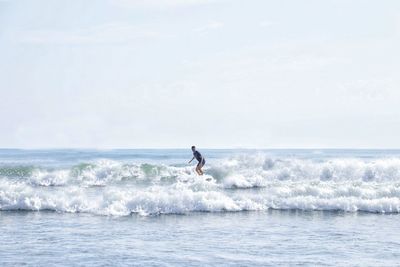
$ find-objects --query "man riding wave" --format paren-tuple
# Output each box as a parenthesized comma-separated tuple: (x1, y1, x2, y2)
(188, 146, 205, 175)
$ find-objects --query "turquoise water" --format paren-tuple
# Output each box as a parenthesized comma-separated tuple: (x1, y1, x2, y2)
(1, 149, 400, 266)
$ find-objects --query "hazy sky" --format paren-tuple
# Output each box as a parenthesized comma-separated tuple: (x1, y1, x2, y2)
(1, 0, 399, 148)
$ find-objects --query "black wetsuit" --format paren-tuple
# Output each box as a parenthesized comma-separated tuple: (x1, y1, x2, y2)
(194, 150, 205, 167)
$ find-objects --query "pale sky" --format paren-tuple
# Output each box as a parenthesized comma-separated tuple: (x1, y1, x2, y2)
(0, 0, 399, 149)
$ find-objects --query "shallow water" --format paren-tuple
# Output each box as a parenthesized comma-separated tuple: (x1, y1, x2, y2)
(1, 149, 400, 265)
(1, 210, 399, 266)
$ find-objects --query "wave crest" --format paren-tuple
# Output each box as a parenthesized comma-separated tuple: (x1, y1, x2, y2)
(1, 155, 400, 215)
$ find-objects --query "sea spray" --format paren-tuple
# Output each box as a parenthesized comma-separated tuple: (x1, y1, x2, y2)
(1, 153, 400, 215)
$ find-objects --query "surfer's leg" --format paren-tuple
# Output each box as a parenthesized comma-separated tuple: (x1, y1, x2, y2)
(195, 165, 200, 175)
(200, 159, 205, 175)
(196, 164, 203, 176)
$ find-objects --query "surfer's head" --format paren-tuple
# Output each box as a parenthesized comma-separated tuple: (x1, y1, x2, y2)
(191, 146, 196, 152)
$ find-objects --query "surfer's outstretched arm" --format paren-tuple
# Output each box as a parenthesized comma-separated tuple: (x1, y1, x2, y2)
(188, 157, 195, 164)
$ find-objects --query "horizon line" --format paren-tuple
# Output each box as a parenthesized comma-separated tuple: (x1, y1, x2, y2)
(1, 147, 400, 150)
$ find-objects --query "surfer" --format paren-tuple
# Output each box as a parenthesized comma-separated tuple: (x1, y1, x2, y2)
(188, 146, 205, 175)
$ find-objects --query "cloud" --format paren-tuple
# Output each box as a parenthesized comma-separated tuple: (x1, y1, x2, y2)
(193, 21, 224, 34)
(8, 22, 161, 45)
(109, 0, 220, 9)
(337, 79, 397, 101)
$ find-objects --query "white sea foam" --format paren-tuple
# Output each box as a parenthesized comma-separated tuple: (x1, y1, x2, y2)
(1, 155, 400, 215)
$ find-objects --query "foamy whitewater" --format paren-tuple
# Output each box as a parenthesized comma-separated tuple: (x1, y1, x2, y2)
(1, 149, 400, 266)
(1, 149, 400, 216)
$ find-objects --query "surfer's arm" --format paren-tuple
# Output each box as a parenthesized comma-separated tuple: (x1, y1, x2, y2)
(188, 157, 195, 164)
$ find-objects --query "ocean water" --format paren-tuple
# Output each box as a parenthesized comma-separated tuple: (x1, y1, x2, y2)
(1, 149, 400, 266)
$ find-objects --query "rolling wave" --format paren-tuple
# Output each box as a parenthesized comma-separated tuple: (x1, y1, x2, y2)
(1, 155, 400, 215)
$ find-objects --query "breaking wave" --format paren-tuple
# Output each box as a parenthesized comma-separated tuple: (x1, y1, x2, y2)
(1, 154, 400, 215)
